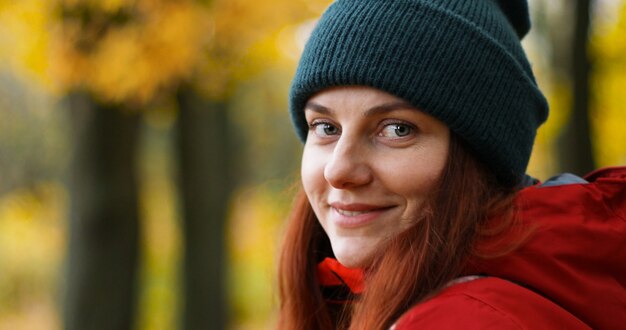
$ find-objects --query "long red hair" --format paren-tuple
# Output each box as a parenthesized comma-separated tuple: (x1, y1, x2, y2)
(278, 135, 523, 329)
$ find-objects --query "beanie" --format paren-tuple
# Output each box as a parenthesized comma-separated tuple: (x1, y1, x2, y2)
(289, 0, 549, 186)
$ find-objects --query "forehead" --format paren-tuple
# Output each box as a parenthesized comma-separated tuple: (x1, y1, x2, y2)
(307, 86, 405, 108)
(304, 86, 418, 119)
(307, 85, 438, 120)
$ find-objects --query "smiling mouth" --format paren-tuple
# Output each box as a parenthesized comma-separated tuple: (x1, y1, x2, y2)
(334, 209, 371, 217)
(329, 204, 394, 228)
(330, 204, 394, 217)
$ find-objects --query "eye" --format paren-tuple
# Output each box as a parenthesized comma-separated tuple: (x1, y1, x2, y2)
(380, 123, 414, 138)
(310, 121, 340, 137)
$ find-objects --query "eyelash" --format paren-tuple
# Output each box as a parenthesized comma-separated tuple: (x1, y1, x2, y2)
(308, 119, 418, 140)
(309, 120, 340, 136)
(378, 120, 417, 139)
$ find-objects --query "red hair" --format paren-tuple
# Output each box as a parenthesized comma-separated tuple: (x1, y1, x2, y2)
(278, 135, 524, 329)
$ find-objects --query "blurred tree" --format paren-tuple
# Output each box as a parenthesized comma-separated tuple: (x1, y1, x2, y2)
(51, 1, 208, 329)
(64, 92, 141, 330)
(175, 85, 233, 330)
(557, 0, 595, 175)
(532, 0, 596, 175)
(174, 1, 330, 328)
(54, 3, 142, 330)
(591, 0, 626, 166)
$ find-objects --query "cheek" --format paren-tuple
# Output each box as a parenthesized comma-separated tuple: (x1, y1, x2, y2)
(301, 146, 325, 198)
(380, 150, 447, 203)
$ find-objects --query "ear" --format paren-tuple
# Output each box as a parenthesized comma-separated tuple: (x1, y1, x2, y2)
(494, 0, 531, 39)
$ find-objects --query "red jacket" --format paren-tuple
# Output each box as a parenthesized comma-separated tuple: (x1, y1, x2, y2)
(395, 167, 626, 329)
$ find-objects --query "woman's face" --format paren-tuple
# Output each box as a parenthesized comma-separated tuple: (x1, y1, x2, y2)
(301, 86, 450, 268)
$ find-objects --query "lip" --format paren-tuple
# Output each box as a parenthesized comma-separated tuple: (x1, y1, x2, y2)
(329, 202, 394, 228)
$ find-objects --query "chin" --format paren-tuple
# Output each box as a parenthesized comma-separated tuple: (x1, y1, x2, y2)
(333, 247, 373, 269)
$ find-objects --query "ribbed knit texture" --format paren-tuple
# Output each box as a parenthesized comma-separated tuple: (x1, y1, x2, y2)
(290, 0, 548, 186)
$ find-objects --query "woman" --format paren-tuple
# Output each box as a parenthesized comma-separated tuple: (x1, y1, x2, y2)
(279, 0, 626, 329)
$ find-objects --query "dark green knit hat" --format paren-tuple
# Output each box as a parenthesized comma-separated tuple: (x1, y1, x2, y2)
(289, 0, 548, 186)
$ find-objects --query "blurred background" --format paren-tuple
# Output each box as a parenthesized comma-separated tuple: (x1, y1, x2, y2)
(0, 0, 624, 329)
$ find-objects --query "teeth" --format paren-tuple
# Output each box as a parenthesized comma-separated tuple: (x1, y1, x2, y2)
(335, 208, 369, 217)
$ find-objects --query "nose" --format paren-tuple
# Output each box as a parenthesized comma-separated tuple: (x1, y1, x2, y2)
(323, 136, 373, 189)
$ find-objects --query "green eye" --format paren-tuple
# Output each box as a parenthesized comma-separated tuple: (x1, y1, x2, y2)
(381, 123, 413, 138)
(312, 122, 340, 136)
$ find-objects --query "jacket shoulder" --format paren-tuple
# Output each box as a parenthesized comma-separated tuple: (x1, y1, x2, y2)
(466, 166, 626, 330)
(522, 165, 626, 223)
(393, 277, 590, 330)
(584, 166, 626, 182)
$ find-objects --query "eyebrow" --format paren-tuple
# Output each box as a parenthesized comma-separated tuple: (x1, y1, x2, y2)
(304, 101, 416, 116)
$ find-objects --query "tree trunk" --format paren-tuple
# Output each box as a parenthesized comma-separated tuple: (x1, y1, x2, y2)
(64, 92, 141, 330)
(175, 86, 233, 330)
(558, 0, 595, 175)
